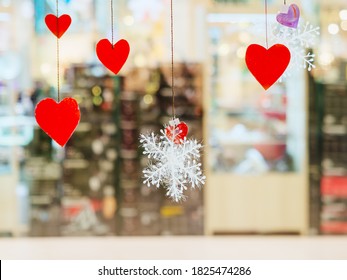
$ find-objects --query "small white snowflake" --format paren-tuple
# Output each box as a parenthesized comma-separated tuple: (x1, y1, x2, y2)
(140, 126, 205, 202)
(271, 21, 320, 79)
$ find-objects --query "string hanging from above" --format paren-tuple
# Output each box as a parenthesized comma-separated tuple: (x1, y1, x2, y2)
(35, 0, 80, 147)
(96, 0, 130, 75)
(166, 0, 188, 142)
(276, 1, 300, 29)
(245, 0, 291, 90)
(140, 0, 205, 202)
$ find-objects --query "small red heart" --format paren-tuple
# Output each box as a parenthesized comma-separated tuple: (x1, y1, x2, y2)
(35, 98, 80, 147)
(45, 14, 72, 38)
(245, 44, 291, 90)
(96, 39, 130, 75)
(165, 122, 189, 144)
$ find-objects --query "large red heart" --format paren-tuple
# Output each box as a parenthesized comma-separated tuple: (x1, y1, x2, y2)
(96, 39, 130, 75)
(165, 122, 189, 144)
(245, 44, 291, 90)
(45, 14, 72, 38)
(35, 98, 80, 147)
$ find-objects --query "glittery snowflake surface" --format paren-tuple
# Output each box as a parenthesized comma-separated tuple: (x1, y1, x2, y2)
(140, 128, 205, 202)
(271, 21, 320, 78)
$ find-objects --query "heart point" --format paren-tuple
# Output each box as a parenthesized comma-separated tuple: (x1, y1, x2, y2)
(45, 14, 72, 38)
(96, 38, 130, 75)
(35, 97, 80, 147)
(245, 44, 291, 90)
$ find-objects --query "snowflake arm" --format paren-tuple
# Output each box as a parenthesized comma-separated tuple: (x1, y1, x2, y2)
(143, 161, 167, 188)
(184, 159, 206, 189)
(290, 22, 320, 47)
(140, 125, 205, 202)
(303, 52, 315, 71)
(270, 21, 320, 78)
(140, 132, 165, 159)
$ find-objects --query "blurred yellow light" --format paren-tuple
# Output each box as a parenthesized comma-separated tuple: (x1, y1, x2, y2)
(40, 63, 51, 75)
(328, 23, 339, 35)
(146, 83, 159, 94)
(92, 86, 102, 96)
(74, 95, 82, 104)
(341, 21, 347, 31)
(218, 43, 229, 56)
(123, 15, 134, 26)
(238, 32, 250, 43)
(318, 52, 334, 66)
(339, 10, 347, 21)
(236, 46, 246, 59)
(160, 206, 183, 217)
(134, 54, 146, 67)
(238, 22, 251, 28)
(143, 94, 153, 105)
(93, 96, 103, 106)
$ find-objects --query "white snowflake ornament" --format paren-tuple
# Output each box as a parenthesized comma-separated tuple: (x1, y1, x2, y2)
(140, 119, 205, 202)
(271, 20, 320, 79)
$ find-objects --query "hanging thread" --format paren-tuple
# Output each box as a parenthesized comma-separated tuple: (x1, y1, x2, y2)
(56, 0, 60, 102)
(265, 0, 268, 49)
(284, 0, 287, 5)
(170, 0, 175, 117)
(111, 0, 114, 47)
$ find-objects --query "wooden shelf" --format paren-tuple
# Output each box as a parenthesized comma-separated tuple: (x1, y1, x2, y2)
(204, 173, 308, 235)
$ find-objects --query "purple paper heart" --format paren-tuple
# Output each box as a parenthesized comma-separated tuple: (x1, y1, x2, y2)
(276, 4, 300, 29)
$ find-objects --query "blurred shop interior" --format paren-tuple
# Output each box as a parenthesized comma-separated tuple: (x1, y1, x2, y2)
(0, 0, 347, 238)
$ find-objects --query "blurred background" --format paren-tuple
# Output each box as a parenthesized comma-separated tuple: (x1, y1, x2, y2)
(0, 0, 347, 241)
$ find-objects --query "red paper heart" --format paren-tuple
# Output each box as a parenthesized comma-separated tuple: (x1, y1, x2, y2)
(45, 14, 72, 38)
(245, 44, 291, 90)
(35, 97, 80, 147)
(96, 39, 130, 75)
(165, 122, 189, 144)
